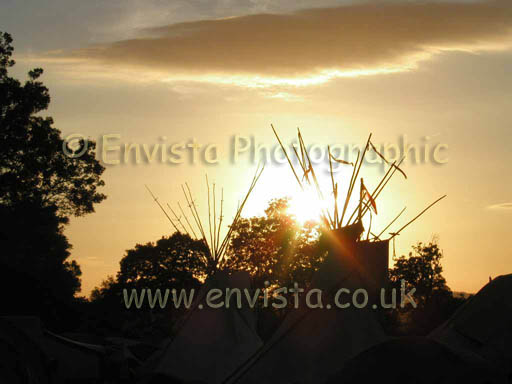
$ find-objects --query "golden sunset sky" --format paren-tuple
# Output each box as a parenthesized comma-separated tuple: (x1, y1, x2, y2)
(2, 0, 511, 295)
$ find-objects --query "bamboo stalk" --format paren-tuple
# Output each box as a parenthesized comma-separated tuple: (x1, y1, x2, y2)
(347, 156, 405, 225)
(299, 131, 324, 200)
(297, 129, 308, 179)
(291, 141, 307, 178)
(145, 185, 179, 233)
(217, 167, 261, 259)
(346, 161, 395, 225)
(367, 209, 372, 240)
(372, 157, 405, 200)
(339, 149, 360, 226)
(297, 131, 334, 228)
(213, 183, 218, 260)
(216, 188, 224, 257)
(377, 206, 406, 239)
(271, 124, 303, 190)
(167, 203, 190, 236)
(340, 135, 370, 226)
(206, 175, 214, 259)
(328, 146, 339, 228)
(182, 184, 208, 247)
(177, 201, 198, 239)
(351, 135, 371, 208)
(186, 183, 207, 240)
(217, 164, 264, 260)
(369, 140, 407, 179)
(149, 164, 263, 275)
(389, 195, 447, 239)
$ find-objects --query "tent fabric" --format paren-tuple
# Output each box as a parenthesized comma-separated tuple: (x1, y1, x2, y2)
(355, 240, 389, 300)
(0, 317, 50, 384)
(42, 330, 105, 382)
(149, 270, 263, 384)
(429, 274, 512, 378)
(2, 316, 104, 383)
(325, 336, 504, 384)
(224, 233, 387, 384)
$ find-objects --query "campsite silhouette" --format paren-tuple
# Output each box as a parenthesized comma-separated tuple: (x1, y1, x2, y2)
(1, 30, 511, 384)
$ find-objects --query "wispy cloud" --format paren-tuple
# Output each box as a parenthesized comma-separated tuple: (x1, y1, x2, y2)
(41, 0, 512, 85)
(488, 202, 512, 210)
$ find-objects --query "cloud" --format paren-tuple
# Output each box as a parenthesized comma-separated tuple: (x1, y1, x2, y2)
(264, 91, 303, 101)
(488, 202, 512, 210)
(46, 0, 512, 84)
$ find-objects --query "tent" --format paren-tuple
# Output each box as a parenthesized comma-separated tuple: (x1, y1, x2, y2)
(223, 228, 388, 384)
(2, 316, 105, 383)
(354, 239, 389, 302)
(146, 270, 263, 384)
(143, 167, 265, 383)
(429, 274, 512, 379)
(325, 336, 502, 384)
(0, 317, 50, 384)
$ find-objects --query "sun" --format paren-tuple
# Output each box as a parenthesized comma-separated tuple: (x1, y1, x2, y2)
(287, 190, 325, 224)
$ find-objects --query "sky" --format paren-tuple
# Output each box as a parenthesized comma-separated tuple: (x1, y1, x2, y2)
(1, 0, 511, 296)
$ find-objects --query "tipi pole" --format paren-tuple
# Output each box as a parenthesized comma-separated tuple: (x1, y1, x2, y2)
(358, 178, 363, 223)
(389, 195, 447, 239)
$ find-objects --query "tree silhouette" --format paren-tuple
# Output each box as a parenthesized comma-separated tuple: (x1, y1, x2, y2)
(387, 240, 464, 335)
(226, 198, 324, 289)
(0, 32, 106, 218)
(117, 232, 209, 291)
(0, 202, 82, 329)
(389, 241, 449, 307)
(0, 32, 106, 326)
(90, 199, 323, 337)
(89, 233, 209, 337)
(92, 199, 323, 306)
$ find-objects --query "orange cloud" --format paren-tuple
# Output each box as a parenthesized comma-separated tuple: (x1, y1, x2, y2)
(55, 0, 512, 82)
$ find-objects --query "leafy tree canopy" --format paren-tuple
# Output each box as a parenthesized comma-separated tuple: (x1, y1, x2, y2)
(226, 198, 324, 288)
(0, 32, 106, 218)
(389, 240, 449, 306)
(0, 33, 106, 325)
(116, 232, 209, 291)
(92, 199, 324, 303)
